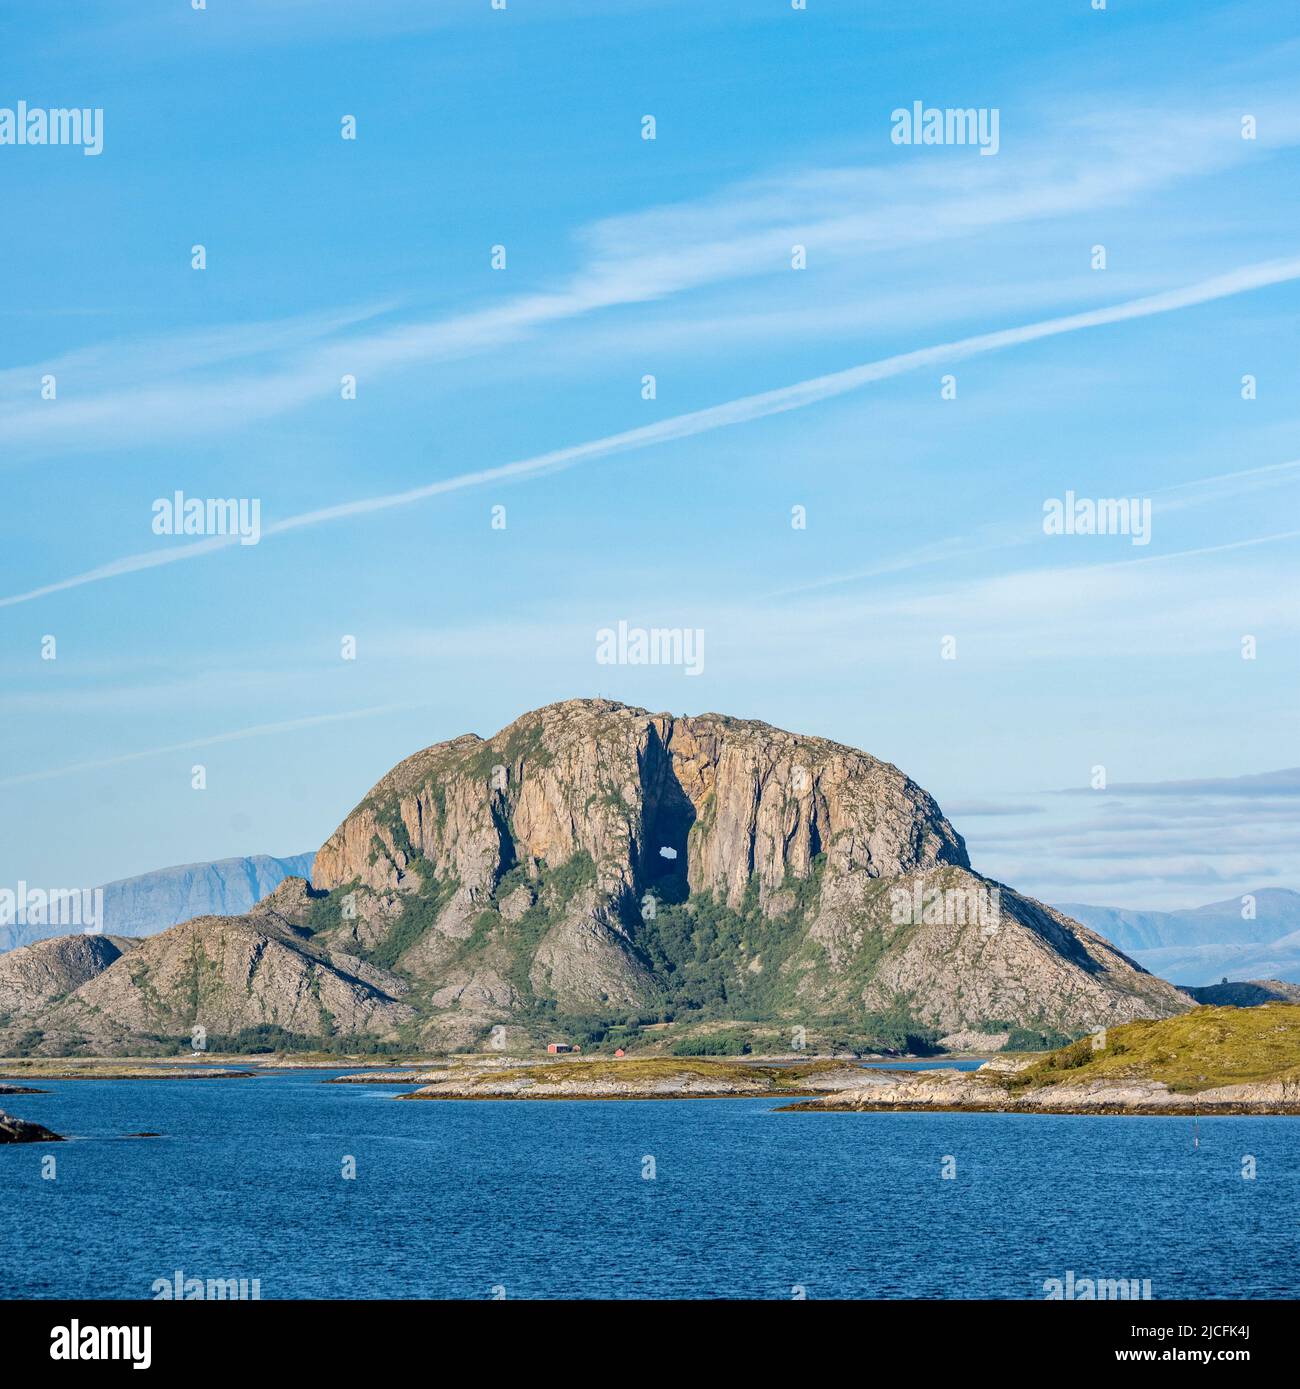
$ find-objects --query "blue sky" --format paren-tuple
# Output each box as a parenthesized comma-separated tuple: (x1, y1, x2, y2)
(1, 0, 1297, 909)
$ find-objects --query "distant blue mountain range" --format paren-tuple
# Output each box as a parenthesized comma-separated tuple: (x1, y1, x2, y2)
(1057, 889, 1300, 987)
(0, 853, 315, 953)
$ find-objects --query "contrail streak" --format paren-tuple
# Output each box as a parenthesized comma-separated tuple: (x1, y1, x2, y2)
(0, 701, 433, 787)
(5, 255, 1299, 610)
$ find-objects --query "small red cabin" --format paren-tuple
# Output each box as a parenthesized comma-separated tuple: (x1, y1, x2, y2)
(547, 1042, 571, 1054)
(614, 1048, 626, 1058)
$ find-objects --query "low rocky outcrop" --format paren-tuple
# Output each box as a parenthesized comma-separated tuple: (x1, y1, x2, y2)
(386, 1055, 868, 1101)
(939, 1028, 1011, 1052)
(790, 1068, 1300, 1116)
(791, 1003, 1300, 1115)
(0, 1108, 62, 1143)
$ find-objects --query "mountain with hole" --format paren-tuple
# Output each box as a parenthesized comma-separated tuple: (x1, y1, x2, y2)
(1, 699, 1190, 1057)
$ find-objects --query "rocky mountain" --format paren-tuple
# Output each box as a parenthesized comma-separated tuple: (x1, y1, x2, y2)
(1144, 937, 1300, 989)
(1, 700, 1191, 1056)
(5, 880, 411, 1055)
(0, 934, 137, 1020)
(0, 853, 316, 954)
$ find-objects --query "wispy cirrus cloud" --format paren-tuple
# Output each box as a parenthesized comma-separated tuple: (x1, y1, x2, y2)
(3, 100, 1296, 454)
(772, 458, 1300, 598)
(1057, 768, 1300, 797)
(0, 700, 437, 789)
(6, 254, 1300, 611)
(0, 301, 396, 400)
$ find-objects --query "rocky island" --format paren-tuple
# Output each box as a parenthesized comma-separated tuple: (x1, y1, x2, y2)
(786, 1003, 1300, 1115)
(0, 1108, 62, 1144)
(0, 699, 1190, 1061)
(330, 1055, 869, 1100)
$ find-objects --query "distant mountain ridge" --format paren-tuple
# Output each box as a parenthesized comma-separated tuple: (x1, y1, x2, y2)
(1056, 889, 1300, 951)
(0, 853, 315, 953)
(1055, 889, 1300, 987)
(1182, 980, 1300, 1007)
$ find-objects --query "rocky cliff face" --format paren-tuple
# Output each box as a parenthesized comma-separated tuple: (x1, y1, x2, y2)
(2, 700, 1191, 1055)
(306, 699, 1187, 1044)
(314, 703, 967, 901)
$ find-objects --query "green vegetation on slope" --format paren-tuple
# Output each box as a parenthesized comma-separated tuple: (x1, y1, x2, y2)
(633, 859, 939, 1053)
(306, 866, 460, 973)
(637, 867, 818, 1015)
(1009, 1003, 1300, 1094)
(368, 870, 460, 972)
(302, 840, 940, 1056)
(191, 1024, 407, 1056)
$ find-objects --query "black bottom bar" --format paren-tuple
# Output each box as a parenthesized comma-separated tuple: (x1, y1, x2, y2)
(0, 1297, 1281, 1373)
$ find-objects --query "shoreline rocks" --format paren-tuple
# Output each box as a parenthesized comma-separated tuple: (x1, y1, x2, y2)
(781, 1066, 1300, 1116)
(0, 1066, 255, 1081)
(0, 1108, 63, 1143)
(344, 1056, 874, 1101)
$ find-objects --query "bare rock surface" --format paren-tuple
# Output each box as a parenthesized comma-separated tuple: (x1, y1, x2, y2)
(308, 699, 1188, 1039)
(0, 1107, 62, 1143)
(792, 1068, 1300, 1115)
(0, 933, 136, 1016)
(941, 1028, 1012, 1052)
(392, 1056, 867, 1101)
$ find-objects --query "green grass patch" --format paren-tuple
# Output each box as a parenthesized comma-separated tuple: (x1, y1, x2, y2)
(1009, 1003, 1300, 1093)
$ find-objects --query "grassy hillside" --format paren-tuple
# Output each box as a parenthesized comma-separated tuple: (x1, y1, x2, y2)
(1010, 1002, 1300, 1093)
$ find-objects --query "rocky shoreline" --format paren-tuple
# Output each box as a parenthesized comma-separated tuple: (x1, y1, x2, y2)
(0, 1065, 255, 1081)
(10, 1005, 1300, 1116)
(0, 1108, 62, 1143)
(781, 1064, 1300, 1116)
(329, 1056, 872, 1101)
(321, 1046, 1300, 1113)
(3, 1058, 1299, 1117)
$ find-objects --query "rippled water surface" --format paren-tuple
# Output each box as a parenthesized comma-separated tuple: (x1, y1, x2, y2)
(3, 1072, 1297, 1299)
